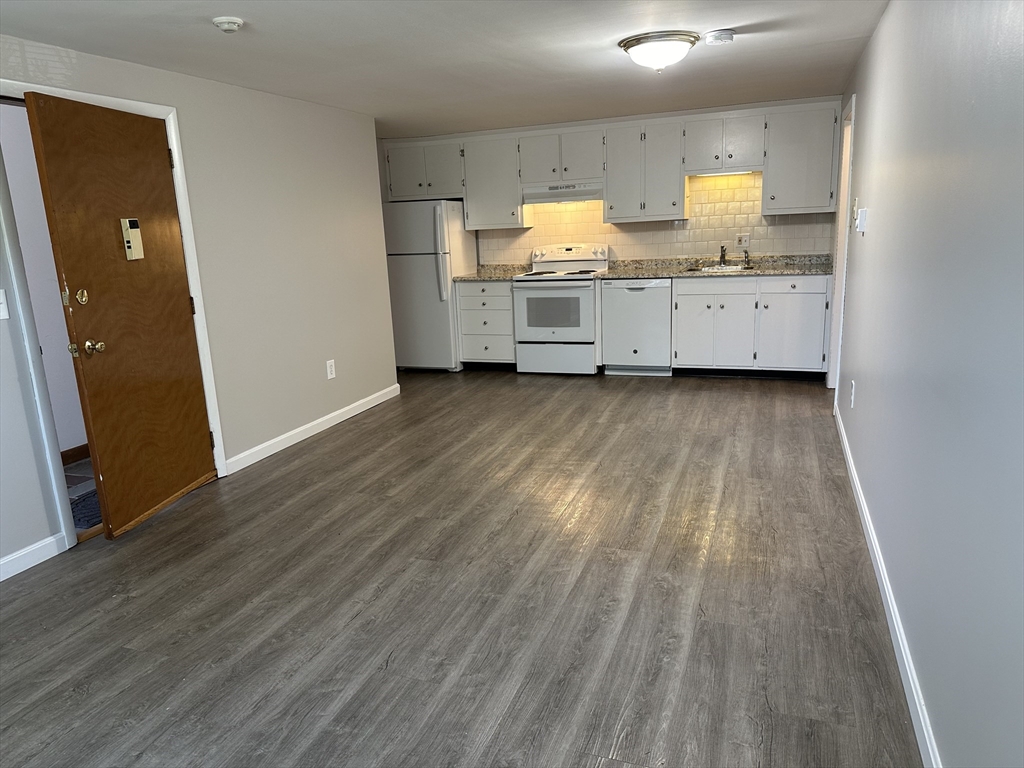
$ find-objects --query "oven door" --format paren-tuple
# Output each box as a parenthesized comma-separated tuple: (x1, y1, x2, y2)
(513, 281, 595, 343)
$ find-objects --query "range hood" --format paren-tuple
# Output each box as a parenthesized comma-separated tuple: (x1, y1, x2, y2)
(522, 181, 603, 204)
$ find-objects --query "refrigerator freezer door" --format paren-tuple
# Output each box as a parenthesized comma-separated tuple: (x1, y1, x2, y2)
(383, 201, 448, 255)
(387, 253, 457, 369)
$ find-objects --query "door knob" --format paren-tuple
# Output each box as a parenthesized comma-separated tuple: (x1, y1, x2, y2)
(83, 339, 106, 355)
(75, 289, 89, 305)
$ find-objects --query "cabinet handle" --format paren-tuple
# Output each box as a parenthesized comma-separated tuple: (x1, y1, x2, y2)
(481, 288, 486, 293)
(707, 304, 712, 309)
(427, 182, 432, 187)
(764, 303, 769, 309)
(609, 204, 614, 210)
(714, 154, 720, 160)
(482, 301, 487, 306)
(633, 349, 638, 354)
(791, 283, 797, 289)
(511, 211, 516, 217)
(564, 167, 568, 172)
(728, 153, 733, 159)
(418, 183, 423, 187)
(770, 195, 776, 200)
(552, 168, 557, 173)
(672, 201, 677, 206)
(720, 304, 725, 309)
(484, 346, 489, 351)
(483, 321, 488, 325)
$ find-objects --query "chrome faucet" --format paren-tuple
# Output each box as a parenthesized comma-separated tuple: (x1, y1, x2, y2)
(744, 249, 750, 267)
(719, 245, 727, 266)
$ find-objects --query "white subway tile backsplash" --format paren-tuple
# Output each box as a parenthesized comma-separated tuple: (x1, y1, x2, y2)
(476, 171, 835, 264)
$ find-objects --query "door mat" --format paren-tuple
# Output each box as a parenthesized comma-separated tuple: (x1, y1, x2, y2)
(71, 490, 102, 529)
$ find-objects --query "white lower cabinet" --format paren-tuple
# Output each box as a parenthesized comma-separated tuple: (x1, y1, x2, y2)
(673, 276, 830, 371)
(457, 281, 515, 362)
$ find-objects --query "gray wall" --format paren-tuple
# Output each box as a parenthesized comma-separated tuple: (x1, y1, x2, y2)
(1, 34, 397, 460)
(0, 153, 64, 559)
(838, 2, 1023, 765)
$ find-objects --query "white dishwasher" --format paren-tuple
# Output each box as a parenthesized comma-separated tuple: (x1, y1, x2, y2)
(601, 278, 672, 376)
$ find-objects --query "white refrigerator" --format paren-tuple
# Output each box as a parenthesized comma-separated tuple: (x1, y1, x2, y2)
(383, 200, 477, 370)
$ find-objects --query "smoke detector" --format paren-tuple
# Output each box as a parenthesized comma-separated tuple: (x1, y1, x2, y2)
(212, 16, 244, 33)
(704, 29, 735, 46)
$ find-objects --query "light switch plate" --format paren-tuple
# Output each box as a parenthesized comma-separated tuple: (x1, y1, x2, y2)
(0, 288, 9, 320)
(856, 208, 868, 233)
(121, 218, 145, 260)
(326, 359, 336, 380)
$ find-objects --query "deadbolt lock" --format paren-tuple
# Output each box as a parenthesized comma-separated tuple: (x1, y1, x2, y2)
(76, 289, 89, 305)
(83, 339, 106, 356)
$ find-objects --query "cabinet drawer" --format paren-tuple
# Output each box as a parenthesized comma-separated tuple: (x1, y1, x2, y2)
(674, 277, 757, 295)
(461, 334, 514, 361)
(758, 275, 829, 294)
(459, 295, 512, 311)
(461, 309, 513, 335)
(460, 281, 512, 297)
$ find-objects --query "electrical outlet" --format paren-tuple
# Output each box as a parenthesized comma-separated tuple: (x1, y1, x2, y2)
(735, 233, 750, 248)
(850, 380, 856, 409)
(326, 359, 336, 380)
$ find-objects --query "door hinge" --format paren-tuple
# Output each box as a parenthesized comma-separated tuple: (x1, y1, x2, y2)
(189, 296, 196, 315)
(210, 431, 215, 450)
(682, 128, 686, 137)
(826, 300, 830, 310)
(68, 343, 79, 358)
(603, 161, 606, 171)
(518, 169, 521, 178)
(823, 353, 827, 362)
(385, 152, 390, 163)
(755, 300, 759, 309)
(641, 131, 645, 141)
(753, 351, 757, 360)
(682, 156, 685, 164)
(389, 183, 392, 193)
(830, 190, 834, 199)
(835, 114, 839, 125)
(764, 150, 767, 157)
(674, 350, 677, 359)
(765, 120, 768, 129)
(462, 178, 465, 187)
(61, 290, 70, 306)
(168, 148, 174, 168)
(674, 301, 678, 310)
(602, 135, 606, 145)
(517, 143, 520, 153)
(459, 148, 464, 157)
(640, 201, 645, 210)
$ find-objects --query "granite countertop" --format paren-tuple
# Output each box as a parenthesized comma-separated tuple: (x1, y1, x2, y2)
(454, 255, 833, 282)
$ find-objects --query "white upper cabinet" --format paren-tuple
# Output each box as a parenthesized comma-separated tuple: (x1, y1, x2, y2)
(387, 145, 428, 198)
(724, 115, 765, 169)
(560, 129, 605, 180)
(519, 130, 605, 184)
(605, 122, 683, 222)
(604, 125, 644, 220)
(763, 108, 838, 214)
(643, 123, 683, 217)
(463, 137, 528, 230)
(387, 142, 464, 200)
(683, 119, 723, 173)
(423, 143, 464, 197)
(518, 134, 561, 184)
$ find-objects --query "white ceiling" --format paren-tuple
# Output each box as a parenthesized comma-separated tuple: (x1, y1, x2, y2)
(0, 0, 887, 138)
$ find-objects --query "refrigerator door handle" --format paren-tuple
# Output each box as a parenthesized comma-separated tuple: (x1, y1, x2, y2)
(433, 204, 448, 255)
(434, 206, 448, 302)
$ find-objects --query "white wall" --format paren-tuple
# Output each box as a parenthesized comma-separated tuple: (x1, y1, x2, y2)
(837, 2, 1023, 766)
(0, 151, 65, 563)
(0, 104, 87, 453)
(1, 34, 397, 463)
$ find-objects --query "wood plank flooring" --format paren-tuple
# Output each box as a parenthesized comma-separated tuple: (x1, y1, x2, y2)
(0, 371, 922, 767)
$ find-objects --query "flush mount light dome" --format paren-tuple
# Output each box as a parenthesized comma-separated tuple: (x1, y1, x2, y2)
(212, 16, 244, 33)
(618, 31, 701, 73)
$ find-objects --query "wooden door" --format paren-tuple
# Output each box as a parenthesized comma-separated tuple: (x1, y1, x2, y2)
(714, 294, 756, 368)
(604, 125, 642, 220)
(387, 145, 427, 198)
(25, 93, 216, 538)
(643, 123, 683, 217)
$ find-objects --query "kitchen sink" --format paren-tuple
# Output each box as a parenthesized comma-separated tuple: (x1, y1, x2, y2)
(701, 264, 753, 272)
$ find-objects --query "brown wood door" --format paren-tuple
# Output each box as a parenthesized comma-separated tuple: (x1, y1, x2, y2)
(25, 93, 216, 538)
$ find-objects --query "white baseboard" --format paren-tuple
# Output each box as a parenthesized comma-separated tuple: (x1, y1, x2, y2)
(0, 533, 67, 581)
(224, 383, 400, 475)
(834, 408, 942, 768)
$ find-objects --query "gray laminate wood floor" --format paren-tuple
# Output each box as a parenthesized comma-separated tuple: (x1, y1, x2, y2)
(0, 371, 921, 768)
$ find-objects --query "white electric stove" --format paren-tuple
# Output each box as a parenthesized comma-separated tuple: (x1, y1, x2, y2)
(512, 244, 609, 374)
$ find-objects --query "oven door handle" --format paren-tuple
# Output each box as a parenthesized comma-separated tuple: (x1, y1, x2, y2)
(513, 281, 594, 290)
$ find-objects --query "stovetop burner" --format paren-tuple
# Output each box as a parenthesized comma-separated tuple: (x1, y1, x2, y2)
(528, 270, 557, 276)
(565, 269, 597, 275)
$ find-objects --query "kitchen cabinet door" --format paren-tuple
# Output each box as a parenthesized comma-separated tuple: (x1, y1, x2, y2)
(518, 134, 561, 184)
(604, 125, 643, 220)
(643, 123, 683, 218)
(673, 294, 715, 367)
(714, 294, 756, 367)
(561, 129, 604, 180)
(683, 119, 723, 173)
(763, 108, 837, 213)
(463, 137, 525, 230)
(724, 115, 765, 168)
(387, 145, 427, 198)
(423, 143, 464, 197)
(757, 292, 827, 369)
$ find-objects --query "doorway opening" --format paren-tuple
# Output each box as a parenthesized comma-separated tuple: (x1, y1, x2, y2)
(828, 96, 856, 395)
(0, 100, 103, 542)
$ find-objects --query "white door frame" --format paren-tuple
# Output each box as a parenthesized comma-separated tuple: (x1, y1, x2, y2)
(0, 79, 227, 553)
(828, 95, 856, 395)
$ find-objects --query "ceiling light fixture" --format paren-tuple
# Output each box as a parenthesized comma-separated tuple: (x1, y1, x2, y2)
(704, 29, 735, 46)
(212, 16, 244, 33)
(618, 31, 701, 73)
